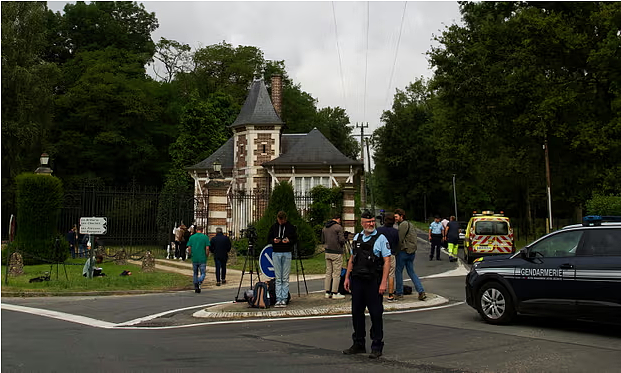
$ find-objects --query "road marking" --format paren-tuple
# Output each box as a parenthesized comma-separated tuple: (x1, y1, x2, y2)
(1, 301, 465, 330)
(1, 303, 117, 329)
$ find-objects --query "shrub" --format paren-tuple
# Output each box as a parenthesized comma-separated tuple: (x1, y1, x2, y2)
(14, 173, 67, 265)
(586, 194, 621, 216)
(254, 181, 318, 257)
(308, 185, 343, 237)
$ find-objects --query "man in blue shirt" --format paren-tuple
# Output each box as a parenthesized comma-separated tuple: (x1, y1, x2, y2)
(343, 210, 391, 359)
(428, 215, 444, 260)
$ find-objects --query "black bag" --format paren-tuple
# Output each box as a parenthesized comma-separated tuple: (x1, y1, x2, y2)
(267, 278, 291, 305)
(251, 282, 270, 309)
(403, 284, 413, 295)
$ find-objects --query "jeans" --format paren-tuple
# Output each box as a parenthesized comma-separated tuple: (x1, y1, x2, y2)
(272, 251, 292, 303)
(193, 262, 206, 285)
(395, 251, 425, 295)
(214, 257, 227, 283)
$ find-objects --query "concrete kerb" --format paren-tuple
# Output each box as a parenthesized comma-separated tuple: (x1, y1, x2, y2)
(193, 292, 449, 320)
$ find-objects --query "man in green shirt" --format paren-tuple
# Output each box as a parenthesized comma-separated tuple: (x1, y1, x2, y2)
(187, 226, 210, 293)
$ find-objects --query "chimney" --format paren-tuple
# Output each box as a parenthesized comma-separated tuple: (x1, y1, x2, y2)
(271, 74, 283, 118)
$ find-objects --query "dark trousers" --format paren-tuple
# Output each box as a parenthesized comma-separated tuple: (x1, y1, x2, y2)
(174, 241, 180, 258)
(177, 241, 187, 260)
(215, 257, 227, 282)
(350, 276, 384, 351)
(430, 234, 442, 259)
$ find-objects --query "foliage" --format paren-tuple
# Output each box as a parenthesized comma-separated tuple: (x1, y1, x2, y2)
(14, 173, 66, 265)
(308, 186, 343, 236)
(586, 194, 621, 216)
(254, 181, 318, 257)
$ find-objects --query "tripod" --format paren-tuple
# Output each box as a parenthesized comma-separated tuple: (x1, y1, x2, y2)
(51, 238, 69, 281)
(234, 241, 262, 302)
(293, 242, 308, 296)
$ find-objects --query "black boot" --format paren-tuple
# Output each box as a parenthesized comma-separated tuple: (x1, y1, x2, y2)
(343, 344, 366, 355)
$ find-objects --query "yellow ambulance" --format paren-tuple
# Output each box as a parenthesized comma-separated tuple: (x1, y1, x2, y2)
(463, 211, 514, 263)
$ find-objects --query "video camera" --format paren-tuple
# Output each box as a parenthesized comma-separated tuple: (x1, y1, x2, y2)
(240, 225, 258, 244)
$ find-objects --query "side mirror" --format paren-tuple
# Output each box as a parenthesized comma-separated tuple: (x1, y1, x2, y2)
(519, 247, 528, 259)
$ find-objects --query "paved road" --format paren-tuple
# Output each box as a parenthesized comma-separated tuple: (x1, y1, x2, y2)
(3, 241, 620, 372)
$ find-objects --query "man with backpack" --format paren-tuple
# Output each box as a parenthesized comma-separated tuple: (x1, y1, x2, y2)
(394, 209, 427, 301)
(342, 210, 391, 359)
(187, 226, 210, 293)
(322, 214, 346, 299)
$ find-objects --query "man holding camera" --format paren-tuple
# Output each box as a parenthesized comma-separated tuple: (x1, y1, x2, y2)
(267, 211, 298, 308)
(343, 210, 391, 359)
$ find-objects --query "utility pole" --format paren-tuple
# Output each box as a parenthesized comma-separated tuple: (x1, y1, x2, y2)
(544, 140, 553, 233)
(352, 122, 369, 209)
(365, 137, 374, 215)
(452, 174, 458, 219)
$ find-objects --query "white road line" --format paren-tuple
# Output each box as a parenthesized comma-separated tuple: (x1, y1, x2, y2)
(1, 303, 117, 329)
(115, 301, 231, 326)
(1, 301, 465, 330)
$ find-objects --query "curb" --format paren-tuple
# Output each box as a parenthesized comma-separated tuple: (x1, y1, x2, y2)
(193, 294, 448, 319)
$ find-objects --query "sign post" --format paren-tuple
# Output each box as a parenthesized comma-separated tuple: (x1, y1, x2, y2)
(80, 217, 107, 279)
(259, 245, 275, 279)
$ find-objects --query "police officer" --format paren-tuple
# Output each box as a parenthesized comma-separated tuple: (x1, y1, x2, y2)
(343, 210, 391, 359)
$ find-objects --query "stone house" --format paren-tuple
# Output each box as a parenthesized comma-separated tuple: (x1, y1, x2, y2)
(187, 76, 362, 236)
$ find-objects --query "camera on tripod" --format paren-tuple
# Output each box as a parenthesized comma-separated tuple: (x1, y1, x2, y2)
(240, 225, 258, 245)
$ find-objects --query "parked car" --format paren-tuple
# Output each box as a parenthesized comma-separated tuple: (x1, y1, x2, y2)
(465, 216, 621, 325)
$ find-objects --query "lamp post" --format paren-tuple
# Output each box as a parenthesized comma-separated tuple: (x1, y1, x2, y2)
(544, 141, 553, 233)
(212, 159, 222, 178)
(34, 153, 53, 175)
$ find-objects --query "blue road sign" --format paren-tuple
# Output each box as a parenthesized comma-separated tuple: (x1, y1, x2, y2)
(259, 245, 275, 278)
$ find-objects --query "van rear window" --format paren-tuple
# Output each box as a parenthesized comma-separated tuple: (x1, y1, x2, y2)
(475, 221, 509, 235)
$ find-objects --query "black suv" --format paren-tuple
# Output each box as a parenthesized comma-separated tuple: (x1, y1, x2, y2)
(465, 216, 621, 324)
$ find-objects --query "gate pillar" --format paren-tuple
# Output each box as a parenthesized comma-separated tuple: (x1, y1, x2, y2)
(343, 183, 356, 237)
(207, 180, 229, 237)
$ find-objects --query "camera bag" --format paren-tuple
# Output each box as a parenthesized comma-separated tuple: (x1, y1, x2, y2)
(251, 281, 270, 309)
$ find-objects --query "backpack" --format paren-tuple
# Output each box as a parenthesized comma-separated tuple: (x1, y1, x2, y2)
(251, 282, 270, 309)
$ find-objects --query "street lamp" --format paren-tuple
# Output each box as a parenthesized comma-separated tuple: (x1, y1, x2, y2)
(452, 174, 458, 219)
(34, 152, 53, 175)
(212, 159, 222, 178)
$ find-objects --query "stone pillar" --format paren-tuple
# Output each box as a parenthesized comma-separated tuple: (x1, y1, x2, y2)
(142, 251, 155, 272)
(343, 183, 356, 236)
(207, 180, 229, 237)
(8, 252, 24, 277)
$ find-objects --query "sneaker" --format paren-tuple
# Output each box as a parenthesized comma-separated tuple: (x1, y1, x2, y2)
(222, 280, 227, 285)
(274, 301, 285, 308)
(325, 292, 332, 299)
(418, 292, 427, 301)
(332, 293, 345, 300)
(394, 294, 404, 301)
(216, 282, 221, 286)
(386, 294, 395, 302)
(369, 350, 382, 359)
(342, 344, 366, 355)
(429, 257, 434, 261)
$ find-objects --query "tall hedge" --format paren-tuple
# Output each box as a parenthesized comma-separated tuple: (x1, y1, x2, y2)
(254, 181, 318, 257)
(586, 194, 621, 216)
(15, 173, 66, 264)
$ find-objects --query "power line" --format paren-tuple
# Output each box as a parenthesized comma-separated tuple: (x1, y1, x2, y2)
(331, 2, 347, 104)
(363, 1, 370, 122)
(384, 1, 408, 110)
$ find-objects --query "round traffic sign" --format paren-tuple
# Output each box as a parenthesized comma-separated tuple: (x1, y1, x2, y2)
(259, 244, 275, 279)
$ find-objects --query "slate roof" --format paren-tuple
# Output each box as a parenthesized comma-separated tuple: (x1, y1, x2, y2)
(186, 137, 234, 171)
(263, 129, 362, 166)
(230, 79, 284, 128)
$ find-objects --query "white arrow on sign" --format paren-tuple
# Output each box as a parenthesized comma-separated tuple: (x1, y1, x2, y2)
(79, 217, 107, 235)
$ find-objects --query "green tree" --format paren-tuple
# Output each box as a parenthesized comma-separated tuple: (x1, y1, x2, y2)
(254, 181, 318, 257)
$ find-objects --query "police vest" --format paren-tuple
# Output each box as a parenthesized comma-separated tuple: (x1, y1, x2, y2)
(352, 233, 384, 279)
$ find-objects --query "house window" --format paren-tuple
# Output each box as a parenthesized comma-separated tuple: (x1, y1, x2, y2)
(262, 144, 266, 154)
(293, 177, 332, 194)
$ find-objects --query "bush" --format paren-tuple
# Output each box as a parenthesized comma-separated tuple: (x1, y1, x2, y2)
(254, 181, 318, 257)
(586, 194, 621, 216)
(14, 173, 67, 265)
(308, 185, 343, 237)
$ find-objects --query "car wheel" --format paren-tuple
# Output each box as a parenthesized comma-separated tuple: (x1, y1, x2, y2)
(476, 282, 516, 324)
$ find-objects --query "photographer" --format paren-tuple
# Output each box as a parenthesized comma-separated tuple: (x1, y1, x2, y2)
(267, 211, 297, 308)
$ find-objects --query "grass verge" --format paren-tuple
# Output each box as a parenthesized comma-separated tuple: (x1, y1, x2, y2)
(1, 258, 191, 294)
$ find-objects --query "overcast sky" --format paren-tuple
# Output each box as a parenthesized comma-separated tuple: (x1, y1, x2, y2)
(48, 1, 463, 138)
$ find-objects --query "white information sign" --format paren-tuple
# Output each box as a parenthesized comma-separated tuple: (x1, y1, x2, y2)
(79, 217, 107, 235)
